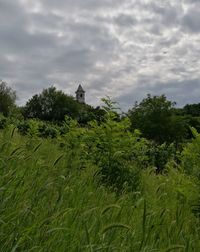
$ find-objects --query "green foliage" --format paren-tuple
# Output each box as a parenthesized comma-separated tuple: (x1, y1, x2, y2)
(83, 98, 150, 191)
(0, 113, 7, 129)
(39, 122, 59, 138)
(128, 94, 187, 144)
(0, 127, 199, 251)
(183, 103, 200, 117)
(1, 96, 200, 251)
(23, 86, 106, 126)
(181, 127, 200, 178)
(181, 127, 200, 220)
(86, 117, 143, 191)
(0, 80, 16, 116)
(148, 143, 177, 173)
(17, 120, 30, 135)
(92, 106, 106, 123)
(17, 119, 59, 138)
(23, 86, 80, 121)
(75, 103, 104, 126)
(185, 116, 200, 137)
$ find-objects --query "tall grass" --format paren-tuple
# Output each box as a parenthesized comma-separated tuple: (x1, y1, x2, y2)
(0, 126, 199, 251)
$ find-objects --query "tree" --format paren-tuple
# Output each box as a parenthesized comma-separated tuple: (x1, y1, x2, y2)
(128, 94, 187, 144)
(23, 86, 81, 121)
(0, 80, 16, 116)
(23, 86, 108, 124)
(183, 103, 200, 117)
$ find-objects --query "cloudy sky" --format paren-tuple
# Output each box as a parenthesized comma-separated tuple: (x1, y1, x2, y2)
(0, 0, 200, 110)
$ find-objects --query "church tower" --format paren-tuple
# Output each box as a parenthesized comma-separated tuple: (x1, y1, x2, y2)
(75, 84, 85, 103)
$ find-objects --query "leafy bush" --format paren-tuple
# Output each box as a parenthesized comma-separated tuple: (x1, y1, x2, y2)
(17, 119, 59, 138)
(0, 80, 16, 116)
(1, 97, 200, 250)
(148, 143, 177, 173)
(0, 127, 199, 251)
(128, 94, 188, 144)
(83, 100, 149, 191)
(17, 120, 30, 135)
(38, 123, 59, 138)
(0, 113, 7, 129)
(181, 127, 200, 178)
(57, 99, 149, 191)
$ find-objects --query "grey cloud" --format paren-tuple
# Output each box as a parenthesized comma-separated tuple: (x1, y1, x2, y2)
(41, 0, 122, 10)
(144, 2, 182, 27)
(117, 79, 200, 111)
(0, 0, 200, 110)
(158, 35, 180, 48)
(114, 14, 137, 27)
(184, 0, 200, 5)
(30, 12, 65, 31)
(0, 0, 27, 29)
(54, 48, 95, 73)
(1, 29, 58, 53)
(146, 79, 200, 107)
(182, 8, 200, 33)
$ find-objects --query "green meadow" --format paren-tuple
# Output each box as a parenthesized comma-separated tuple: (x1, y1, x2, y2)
(0, 111, 200, 251)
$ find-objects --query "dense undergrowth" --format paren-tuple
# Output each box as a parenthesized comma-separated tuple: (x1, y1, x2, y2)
(0, 110, 200, 251)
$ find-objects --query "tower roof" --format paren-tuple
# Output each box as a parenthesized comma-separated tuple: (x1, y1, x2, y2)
(76, 84, 85, 93)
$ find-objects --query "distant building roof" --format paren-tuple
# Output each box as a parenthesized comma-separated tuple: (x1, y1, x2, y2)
(76, 84, 85, 93)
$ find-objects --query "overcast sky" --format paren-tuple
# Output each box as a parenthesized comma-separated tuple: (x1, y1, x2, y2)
(0, 0, 200, 110)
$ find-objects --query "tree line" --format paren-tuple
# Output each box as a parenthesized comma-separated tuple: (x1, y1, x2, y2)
(0, 80, 200, 144)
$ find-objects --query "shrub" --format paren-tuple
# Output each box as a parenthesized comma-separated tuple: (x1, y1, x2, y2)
(38, 123, 59, 138)
(17, 119, 59, 139)
(17, 120, 30, 135)
(0, 113, 7, 129)
(148, 143, 177, 173)
(181, 127, 200, 178)
(84, 100, 150, 191)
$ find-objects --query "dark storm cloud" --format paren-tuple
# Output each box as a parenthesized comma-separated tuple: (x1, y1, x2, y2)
(0, 0, 200, 109)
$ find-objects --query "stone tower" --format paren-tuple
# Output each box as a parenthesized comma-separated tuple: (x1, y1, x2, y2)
(75, 84, 85, 103)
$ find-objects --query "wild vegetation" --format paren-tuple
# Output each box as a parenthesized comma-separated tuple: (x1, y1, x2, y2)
(0, 81, 200, 251)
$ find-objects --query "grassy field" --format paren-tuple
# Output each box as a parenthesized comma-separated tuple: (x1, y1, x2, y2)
(0, 123, 200, 251)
